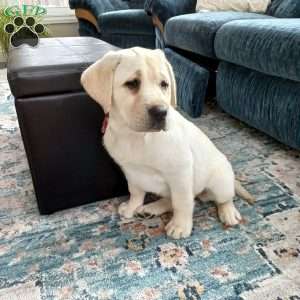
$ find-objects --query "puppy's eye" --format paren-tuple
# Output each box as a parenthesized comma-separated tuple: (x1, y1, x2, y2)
(125, 79, 140, 90)
(160, 80, 169, 89)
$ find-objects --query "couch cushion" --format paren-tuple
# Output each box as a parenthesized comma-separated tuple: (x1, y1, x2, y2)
(215, 19, 300, 82)
(266, 0, 300, 18)
(164, 12, 272, 58)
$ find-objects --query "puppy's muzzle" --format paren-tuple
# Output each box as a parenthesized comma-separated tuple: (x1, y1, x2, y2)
(148, 105, 168, 130)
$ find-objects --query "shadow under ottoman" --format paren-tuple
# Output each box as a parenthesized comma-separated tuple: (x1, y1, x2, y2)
(7, 37, 128, 214)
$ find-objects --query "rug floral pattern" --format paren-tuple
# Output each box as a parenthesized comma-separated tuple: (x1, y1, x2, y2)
(0, 69, 299, 300)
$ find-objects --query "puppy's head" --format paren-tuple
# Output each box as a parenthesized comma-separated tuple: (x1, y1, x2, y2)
(81, 47, 176, 132)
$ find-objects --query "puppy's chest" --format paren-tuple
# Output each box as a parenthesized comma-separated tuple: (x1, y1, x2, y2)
(104, 133, 169, 194)
(124, 164, 168, 194)
(104, 132, 150, 165)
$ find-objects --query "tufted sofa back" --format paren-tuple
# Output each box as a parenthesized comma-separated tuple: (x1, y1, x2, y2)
(69, 0, 146, 13)
(127, 0, 147, 9)
(266, 0, 300, 17)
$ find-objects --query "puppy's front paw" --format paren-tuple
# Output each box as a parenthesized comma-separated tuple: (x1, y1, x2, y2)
(118, 202, 136, 219)
(165, 216, 192, 239)
(218, 201, 242, 226)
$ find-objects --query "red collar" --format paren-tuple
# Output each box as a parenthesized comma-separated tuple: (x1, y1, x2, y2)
(101, 113, 109, 134)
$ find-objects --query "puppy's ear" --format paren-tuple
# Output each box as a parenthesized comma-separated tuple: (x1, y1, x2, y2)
(165, 59, 177, 108)
(81, 51, 120, 113)
(154, 49, 177, 107)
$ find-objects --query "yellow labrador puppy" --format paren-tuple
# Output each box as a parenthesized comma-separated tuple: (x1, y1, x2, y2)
(81, 47, 254, 239)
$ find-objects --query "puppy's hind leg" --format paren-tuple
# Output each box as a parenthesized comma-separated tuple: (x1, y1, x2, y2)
(217, 200, 242, 226)
(208, 169, 242, 226)
(118, 183, 145, 219)
(136, 198, 172, 217)
(198, 189, 215, 202)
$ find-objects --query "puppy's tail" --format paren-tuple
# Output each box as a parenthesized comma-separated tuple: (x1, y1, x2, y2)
(235, 180, 255, 205)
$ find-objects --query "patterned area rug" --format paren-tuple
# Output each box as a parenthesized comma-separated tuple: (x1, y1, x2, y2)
(0, 68, 300, 300)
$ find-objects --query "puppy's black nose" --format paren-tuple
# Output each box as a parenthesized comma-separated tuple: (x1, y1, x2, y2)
(148, 105, 168, 122)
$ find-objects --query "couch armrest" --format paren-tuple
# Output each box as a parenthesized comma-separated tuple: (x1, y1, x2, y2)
(99, 9, 154, 35)
(144, 0, 196, 25)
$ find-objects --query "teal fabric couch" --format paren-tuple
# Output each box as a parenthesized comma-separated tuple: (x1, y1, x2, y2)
(145, 0, 300, 149)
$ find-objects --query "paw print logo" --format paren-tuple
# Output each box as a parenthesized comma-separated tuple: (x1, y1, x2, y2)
(4, 16, 44, 48)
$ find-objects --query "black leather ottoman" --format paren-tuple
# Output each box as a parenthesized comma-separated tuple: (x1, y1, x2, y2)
(7, 37, 128, 214)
